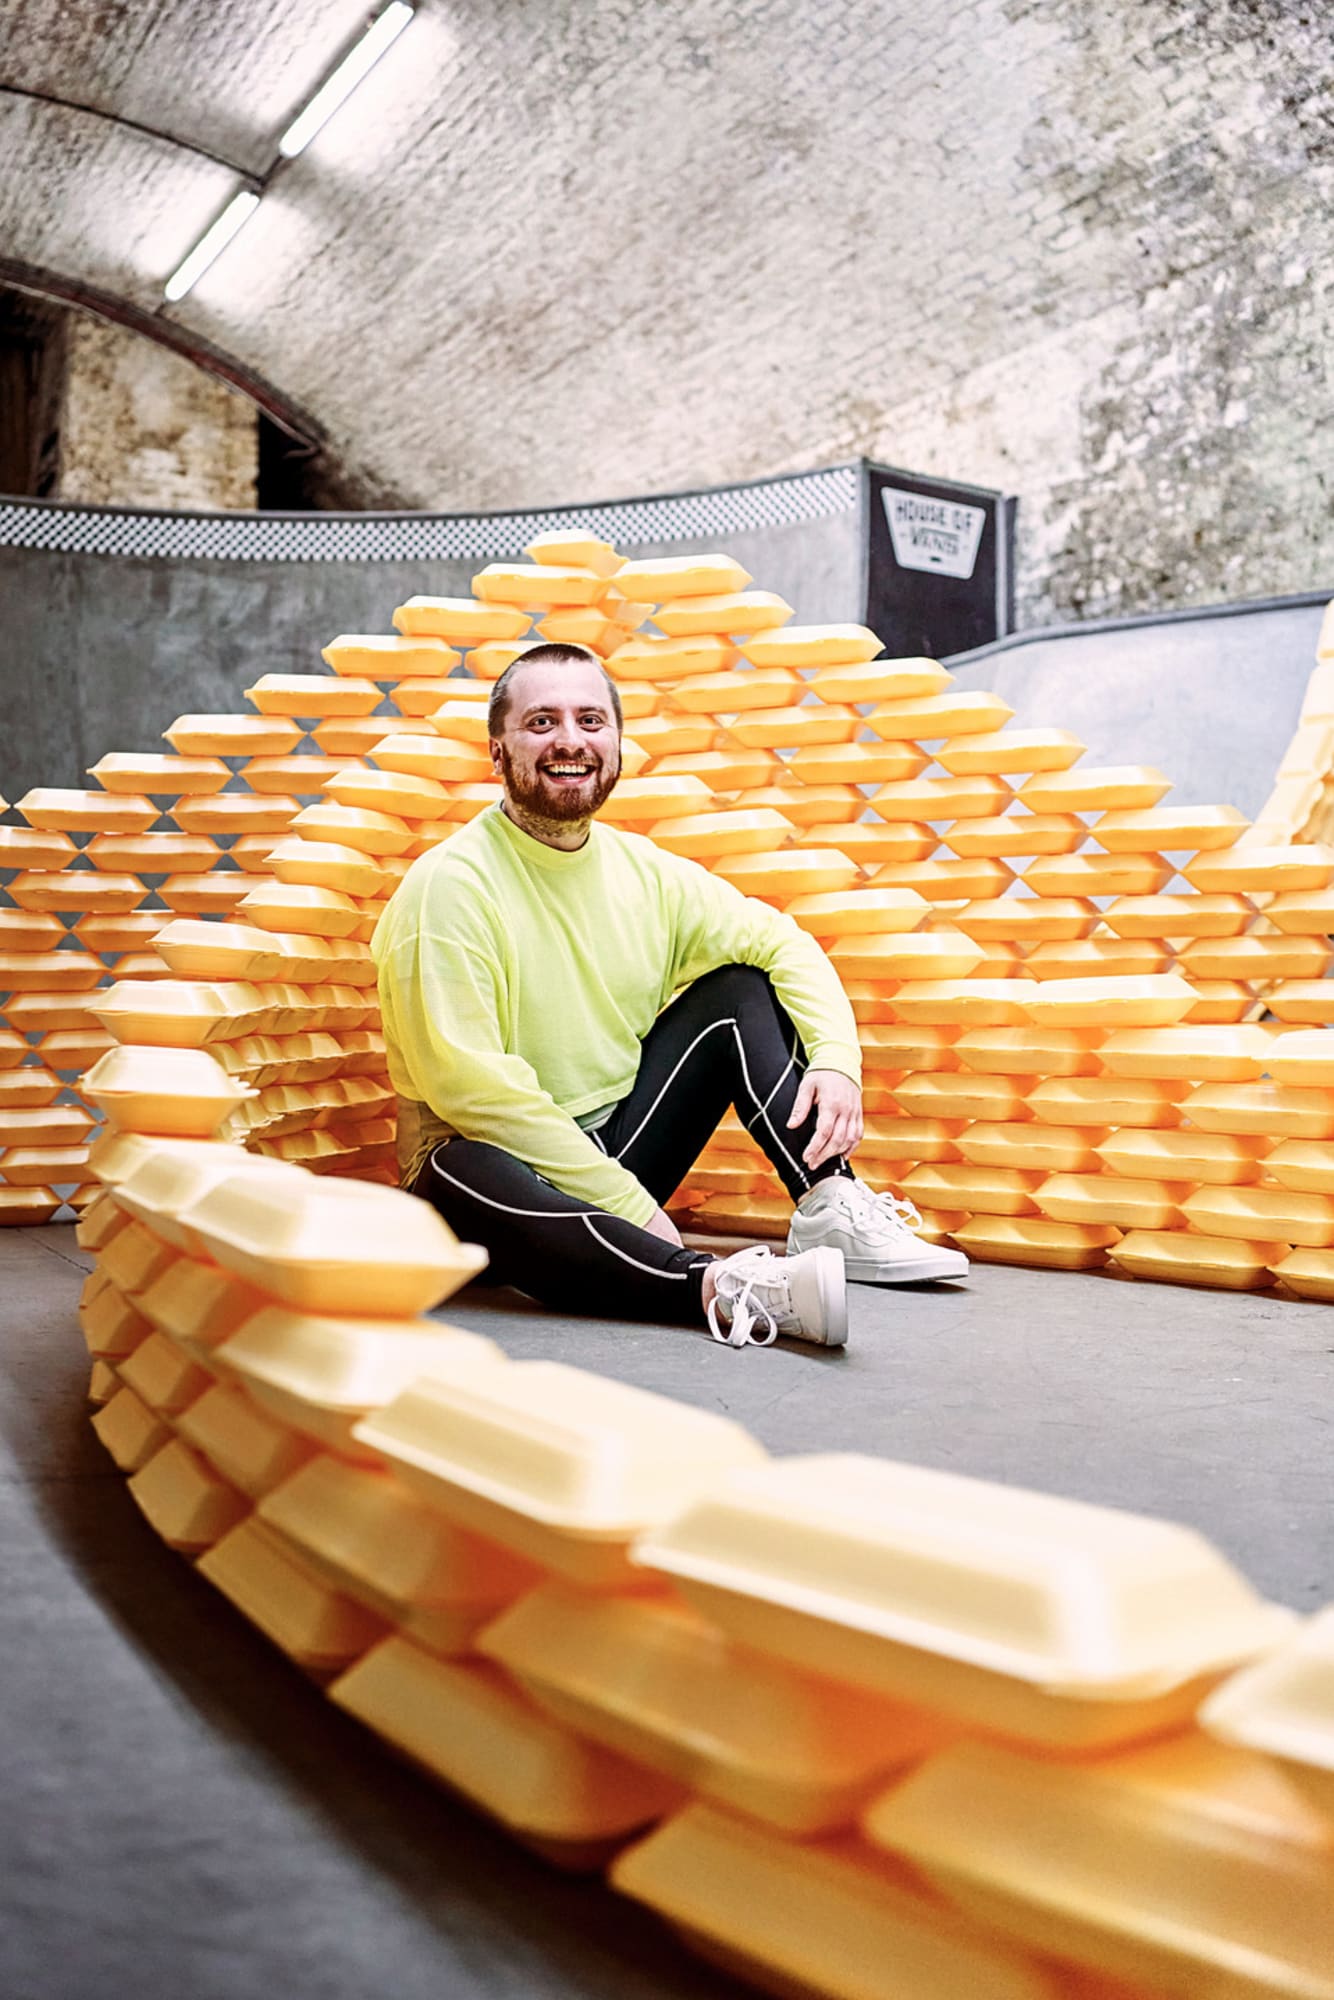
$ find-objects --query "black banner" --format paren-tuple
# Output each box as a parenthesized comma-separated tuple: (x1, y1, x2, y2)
(864, 461, 1015, 660)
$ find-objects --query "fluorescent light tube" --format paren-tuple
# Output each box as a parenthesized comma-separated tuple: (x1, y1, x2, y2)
(278, 1, 415, 159)
(163, 189, 261, 303)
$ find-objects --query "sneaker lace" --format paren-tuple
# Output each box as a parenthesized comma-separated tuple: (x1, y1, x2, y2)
(707, 1252, 782, 1349)
(843, 1182, 925, 1242)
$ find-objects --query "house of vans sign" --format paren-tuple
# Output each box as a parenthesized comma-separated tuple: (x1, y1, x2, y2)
(864, 462, 1015, 660)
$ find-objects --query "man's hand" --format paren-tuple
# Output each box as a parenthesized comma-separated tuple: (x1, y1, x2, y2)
(644, 1205, 684, 1248)
(788, 1069, 863, 1172)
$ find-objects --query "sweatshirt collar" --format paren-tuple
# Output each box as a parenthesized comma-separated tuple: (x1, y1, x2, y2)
(487, 802, 600, 871)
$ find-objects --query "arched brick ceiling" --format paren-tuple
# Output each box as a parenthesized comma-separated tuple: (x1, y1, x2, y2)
(1, 0, 1330, 520)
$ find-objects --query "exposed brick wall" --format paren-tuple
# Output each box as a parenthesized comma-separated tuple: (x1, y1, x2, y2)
(59, 316, 256, 511)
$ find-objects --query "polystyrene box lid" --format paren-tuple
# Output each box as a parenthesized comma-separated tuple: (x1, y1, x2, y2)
(611, 1804, 1056, 2000)
(1020, 974, 1196, 1027)
(182, 1172, 487, 1307)
(113, 1142, 299, 1239)
(633, 1455, 1293, 1699)
(1202, 1606, 1334, 1787)
(354, 1362, 766, 1538)
(82, 1044, 254, 1107)
(217, 1305, 503, 1413)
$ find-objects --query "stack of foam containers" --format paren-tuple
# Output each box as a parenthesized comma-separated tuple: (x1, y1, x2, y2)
(80, 1203, 1334, 2000)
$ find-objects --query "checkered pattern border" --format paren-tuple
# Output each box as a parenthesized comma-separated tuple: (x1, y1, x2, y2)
(0, 467, 859, 563)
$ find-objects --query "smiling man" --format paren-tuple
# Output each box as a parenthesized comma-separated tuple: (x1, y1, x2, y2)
(372, 642, 966, 1349)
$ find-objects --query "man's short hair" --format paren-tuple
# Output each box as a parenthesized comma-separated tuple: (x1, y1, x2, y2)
(486, 643, 624, 739)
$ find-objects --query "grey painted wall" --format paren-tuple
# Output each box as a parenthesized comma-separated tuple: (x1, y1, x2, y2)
(946, 596, 1330, 822)
(0, 509, 860, 800)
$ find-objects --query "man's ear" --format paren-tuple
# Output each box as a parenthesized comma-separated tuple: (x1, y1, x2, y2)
(489, 739, 503, 775)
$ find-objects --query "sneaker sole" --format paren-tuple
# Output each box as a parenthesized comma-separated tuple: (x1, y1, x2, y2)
(842, 1251, 969, 1285)
(788, 1244, 848, 1348)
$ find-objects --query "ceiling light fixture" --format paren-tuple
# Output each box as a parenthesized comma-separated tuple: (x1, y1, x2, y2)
(163, 189, 261, 303)
(277, 1, 416, 159)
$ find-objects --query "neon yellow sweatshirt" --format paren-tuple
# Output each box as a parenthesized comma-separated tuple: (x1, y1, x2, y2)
(371, 804, 862, 1226)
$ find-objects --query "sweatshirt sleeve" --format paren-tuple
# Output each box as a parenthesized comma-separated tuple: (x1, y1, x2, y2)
(661, 853, 863, 1084)
(377, 929, 660, 1227)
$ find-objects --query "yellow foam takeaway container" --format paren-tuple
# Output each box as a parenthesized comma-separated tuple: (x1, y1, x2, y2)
(863, 691, 1014, 742)
(784, 888, 927, 938)
(91, 1387, 171, 1472)
(935, 728, 1086, 777)
(181, 1173, 486, 1315)
(956, 1208, 1120, 1272)
(197, 1515, 387, 1671)
(0, 949, 103, 993)
(258, 1455, 540, 1651)
(902, 1164, 1045, 1217)
(1034, 1173, 1189, 1231)
(0, 1068, 62, 1109)
(634, 1455, 1290, 1750)
(88, 752, 231, 796)
(661, 666, 799, 714)
(332, 1642, 680, 1864)
(236, 882, 363, 939)
(290, 803, 414, 857)
(1184, 1186, 1334, 1248)
(871, 857, 1014, 901)
(1264, 1141, 1334, 1195)
(954, 1026, 1102, 1077)
(164, 715, 304, 758)
(615, 714, 716, 759)
(1097, 1127, 1270, 1185)
(478, 1585, 950, 1837)
(712, 849, 859, 899)
(17, 788, 160, 834)
(738, 782, 863, 826)
(1024, 852, 1174, 898)
(742, 624, 884, 670)
(651, 589, 792, 636)
(89, 979, 269, 1048)
(0, 828, 79, 874)
(323, 766, 451, 821)
(266, 838, 388, 900)
(1266, 1031, 1334, 1087)
(870, 775, 1012, 822)
(650, 746, 776, 791)
(1017, 766, 1172, 814)
(1269, 982, 1334, 1025)
(117, 1326, 213, 1413)
(1019, 973, 1195, 1028)
(613, 1804, 1057, 2000)
(322, 635, 462, 679)
(244, 673, 383, 717)
(214, 1305, 503, 1456)
(942, 812, 1087, 858)
(1024, 937, 1171, 980)
(958, 1123, 1111, 1174)
(1098, 1025, 1268, 1081)
(862, 1740, 1334, 2000)
(724, 703, 862, 750)
(1110, 1230, 1286, 1290)
(1027, 1075, 1188, 1128)
(854, 1119, 965, 1165)
(646, 808, 794, 861)
(611, 555, 752, 602)
(802, 822, 937, 866)
(955, 897, 1098, 942)
(392, 597, 531, 643)
(0, 1104, 95, 1148)
(471, 562, 606, 608)
(829, 930, 985, 984)
(459, 639, 541, 680)
(1203, 1604, 1334, 1825)
(524, 530, 622, 576)
(1181, 934, 1332, 982)
(369, 732, 491, 786)
(606, 635, 739, 682)
(175, 1385, 314, 1498)
(893, 1072, 1034, 1124)
(1265, 887, 1334, 934)
(788, 740, 928, 786)
(1184, 1081, 1334, 1141)
(353, 1362, 766, 1591)
(81, 1045, 253, 1136)
(533, 607, 627, 653)
(1086, 804, 1249, 852)
(84, 831, 221, 875)
(597, 775, 714, 825)
(1185, 843, 1334, 894)
(1103, 892, 1254, 938)
(887, 978, 1033, 1027)
(6, 871, 148, 920)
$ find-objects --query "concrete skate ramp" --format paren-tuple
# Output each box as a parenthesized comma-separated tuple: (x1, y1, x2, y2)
(946, 592, 1330, 822)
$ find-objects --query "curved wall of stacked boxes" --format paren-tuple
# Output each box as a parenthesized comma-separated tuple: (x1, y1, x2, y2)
(4, 506, 1334, 1996)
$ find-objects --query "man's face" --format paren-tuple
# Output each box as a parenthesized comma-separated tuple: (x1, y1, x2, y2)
(490, 659, 622, 822)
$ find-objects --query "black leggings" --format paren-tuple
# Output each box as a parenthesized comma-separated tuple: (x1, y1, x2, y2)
(414, 965, 851, 1326)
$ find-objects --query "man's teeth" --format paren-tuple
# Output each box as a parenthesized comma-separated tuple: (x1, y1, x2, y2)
(545, 764, 593, 775)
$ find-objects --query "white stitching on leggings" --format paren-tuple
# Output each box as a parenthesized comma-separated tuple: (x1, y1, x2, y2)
(610, 1015, 737, 1162)
(583, 1215, 693, 1280)
(430, 1155, 693, 1283)
(732, 1020, 808, 1187)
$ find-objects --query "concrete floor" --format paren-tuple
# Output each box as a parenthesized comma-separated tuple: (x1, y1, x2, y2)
(3, 1223, 1332, 2000)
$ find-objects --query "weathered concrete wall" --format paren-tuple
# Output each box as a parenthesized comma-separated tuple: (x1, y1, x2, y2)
(59, 316, 257, 510)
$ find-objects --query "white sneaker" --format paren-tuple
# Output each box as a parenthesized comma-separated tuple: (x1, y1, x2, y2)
(787, 1178, 970, 1285)
(706, 1245, 847, 1349)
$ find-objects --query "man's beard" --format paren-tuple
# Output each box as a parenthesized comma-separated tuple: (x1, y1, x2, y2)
(498, 742, 621, 823)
